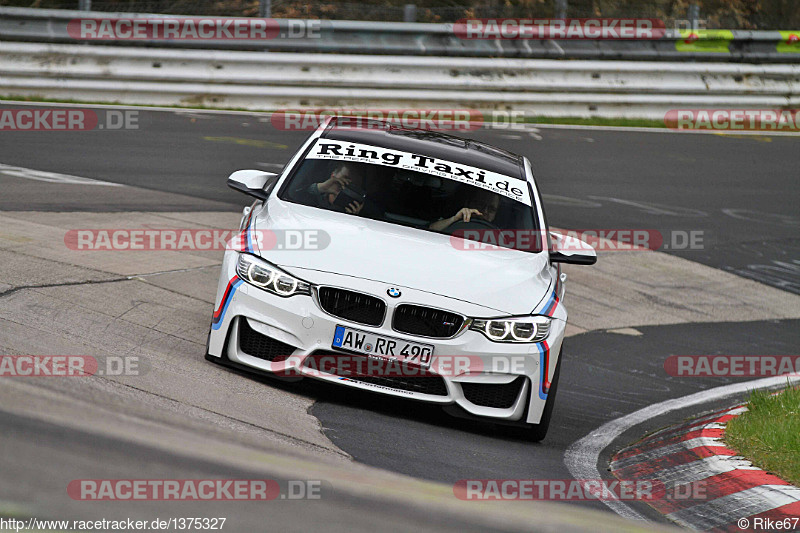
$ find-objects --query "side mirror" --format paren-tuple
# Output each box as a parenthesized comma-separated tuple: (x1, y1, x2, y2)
(227, 170, 279, 201)
(549, 231, 597, 265)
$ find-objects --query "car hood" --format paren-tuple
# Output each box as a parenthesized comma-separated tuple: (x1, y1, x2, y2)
(253, 199, 552, 315)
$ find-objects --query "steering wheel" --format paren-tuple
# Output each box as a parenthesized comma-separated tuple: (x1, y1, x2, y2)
(446, 217, 500, 234)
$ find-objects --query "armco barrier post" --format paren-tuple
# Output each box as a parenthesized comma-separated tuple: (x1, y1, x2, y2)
(688, 4, 701, 31)
(403, 4, 417, 23)
(260, 0, 271, 19)
(555, 0, 568, 19)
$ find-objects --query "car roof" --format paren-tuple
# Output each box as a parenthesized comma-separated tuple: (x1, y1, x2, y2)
(321, 118, 525, 179)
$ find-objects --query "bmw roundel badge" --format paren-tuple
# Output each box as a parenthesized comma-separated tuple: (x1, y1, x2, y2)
(387, 287, 401, 298)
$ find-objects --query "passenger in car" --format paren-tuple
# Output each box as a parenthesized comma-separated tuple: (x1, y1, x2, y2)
(294, 162, 365, 214)
(294, 162, 386, 218)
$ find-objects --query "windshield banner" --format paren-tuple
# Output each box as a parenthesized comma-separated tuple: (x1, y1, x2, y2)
(307, 139, 532, 206)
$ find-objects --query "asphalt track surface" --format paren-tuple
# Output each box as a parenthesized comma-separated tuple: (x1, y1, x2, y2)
(1, 103, 799, 527)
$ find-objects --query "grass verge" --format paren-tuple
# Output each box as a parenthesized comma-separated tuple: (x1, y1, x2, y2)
(725, 384, 800, 486)
(516, 115, 666, 128)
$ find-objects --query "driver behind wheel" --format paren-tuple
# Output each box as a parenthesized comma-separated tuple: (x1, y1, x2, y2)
(429, 188, 500, 232)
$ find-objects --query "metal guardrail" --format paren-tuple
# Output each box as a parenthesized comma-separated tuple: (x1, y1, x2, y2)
(1, 42, 798, 119)
(1, 6, 799, 62)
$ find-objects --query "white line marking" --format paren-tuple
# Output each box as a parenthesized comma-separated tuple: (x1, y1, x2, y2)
(0, 163, 123, 186)
(564, 375, 800, 522)
(588, 196, 708, 217)
(607, 328, 643, 336)
(256, 162, 285, 170)
(541, 194, 602, 208)
(173, 111, 216, 120)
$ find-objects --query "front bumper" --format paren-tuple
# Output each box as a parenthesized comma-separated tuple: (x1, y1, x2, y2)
(208, 254, 566, 425)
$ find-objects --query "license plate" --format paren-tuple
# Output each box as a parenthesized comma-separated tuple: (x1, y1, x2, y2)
(331, 325, 434, 368)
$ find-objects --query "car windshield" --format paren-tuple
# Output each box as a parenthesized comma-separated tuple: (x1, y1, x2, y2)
(279, 139, 543, 253)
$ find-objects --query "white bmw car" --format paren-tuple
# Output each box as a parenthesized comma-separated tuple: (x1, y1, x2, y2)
(206, 117, 595, 440)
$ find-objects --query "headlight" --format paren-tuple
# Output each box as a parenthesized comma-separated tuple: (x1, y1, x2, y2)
(236, 254, 311, 297)
(470, 316, 551, 343)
